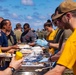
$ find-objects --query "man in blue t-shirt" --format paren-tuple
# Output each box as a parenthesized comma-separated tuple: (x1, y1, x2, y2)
(0, 31, 8, 47)
(0, 19, 19, 70)
(0, 19, 18, 50)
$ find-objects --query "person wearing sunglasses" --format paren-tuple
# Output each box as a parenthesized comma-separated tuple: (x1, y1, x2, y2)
(45, 1, 76, 75)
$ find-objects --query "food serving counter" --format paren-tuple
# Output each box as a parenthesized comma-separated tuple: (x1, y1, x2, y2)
(14, 45, 51, 75)
(0, 44, 51, 75)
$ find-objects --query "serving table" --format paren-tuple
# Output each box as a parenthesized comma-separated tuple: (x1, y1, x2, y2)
(14, 45, 51, 75)
(0, 44, 51, 75)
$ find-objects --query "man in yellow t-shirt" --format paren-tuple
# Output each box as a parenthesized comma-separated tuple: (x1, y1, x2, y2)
(57, 29, 76, 74)
(45, 1, 76, 75)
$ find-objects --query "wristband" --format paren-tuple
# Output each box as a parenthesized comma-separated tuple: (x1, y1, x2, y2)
(8, 66, 16, 75)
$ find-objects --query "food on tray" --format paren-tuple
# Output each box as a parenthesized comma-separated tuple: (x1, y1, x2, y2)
(20, 49, 32, 54)
(22, 62, 44, 67)
(33, 62, 44, 65)
(32, 46, 43, 54)
(0, 53, 6, 57)
(18, 44, 30, 48)
(5, 53, 12, 57)
(35, 68, 42, 72)
(6, 52, 11, 55)
(15, 51, 23, 60)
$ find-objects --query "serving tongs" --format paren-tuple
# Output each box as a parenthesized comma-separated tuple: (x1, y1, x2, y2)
(17, 47, 32, 51)
(35, 66, 51, 72)
(20, 47, 32, 49)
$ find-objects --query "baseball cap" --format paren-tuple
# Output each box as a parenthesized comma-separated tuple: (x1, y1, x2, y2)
(52, 0, 76, 20)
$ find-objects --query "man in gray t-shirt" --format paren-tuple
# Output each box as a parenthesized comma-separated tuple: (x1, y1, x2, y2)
(21, 23, 37, 46)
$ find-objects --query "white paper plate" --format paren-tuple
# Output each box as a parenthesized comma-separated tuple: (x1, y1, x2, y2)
(20, 50, 32, 54)
(0, 53, 6, 57)
(6, 54, 15, 57)
(18, 44, 30, 49)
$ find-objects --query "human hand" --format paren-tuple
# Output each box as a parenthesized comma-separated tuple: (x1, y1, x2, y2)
(51, 54, 60, 62)
(7, 49, 15, 54)
(49, 43, 52, 48)
(28, 42, 35, 46)
(44, 68, 62, 75)
(9, 56, 23, 70)
(11, 45, 19, 49)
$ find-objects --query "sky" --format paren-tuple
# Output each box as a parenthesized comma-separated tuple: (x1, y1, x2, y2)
(0, 0, 75, 30)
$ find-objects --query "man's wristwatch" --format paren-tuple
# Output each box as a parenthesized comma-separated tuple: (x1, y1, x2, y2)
(9, 66, 16, 75)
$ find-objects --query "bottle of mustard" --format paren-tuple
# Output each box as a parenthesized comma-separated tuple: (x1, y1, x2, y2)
(15, 51, 23, 60)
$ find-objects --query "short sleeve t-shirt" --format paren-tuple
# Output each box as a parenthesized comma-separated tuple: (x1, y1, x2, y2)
(57, 29, 76, 75)
(0, 31, 8, 47)
(21, 30, 36, 43)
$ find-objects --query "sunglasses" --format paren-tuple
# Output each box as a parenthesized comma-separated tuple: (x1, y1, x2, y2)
(56, 13, 66, 22)
(52, 19, 57, 25)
